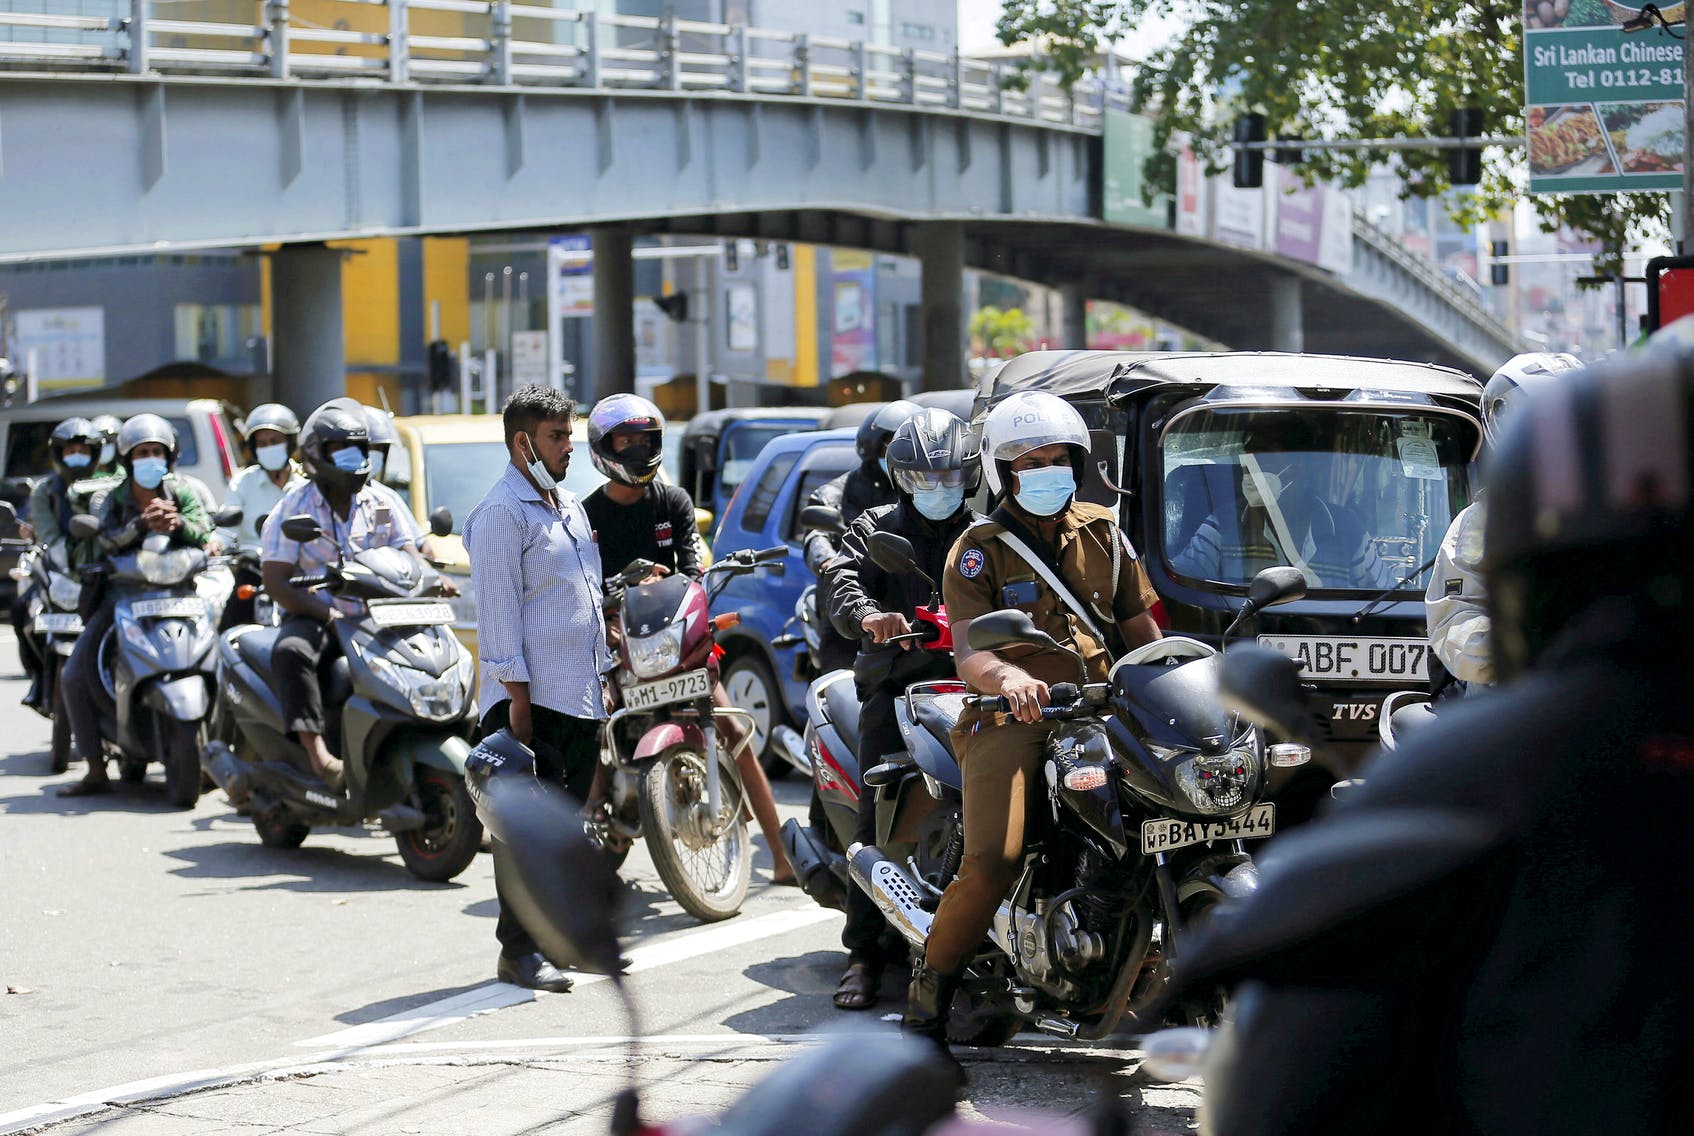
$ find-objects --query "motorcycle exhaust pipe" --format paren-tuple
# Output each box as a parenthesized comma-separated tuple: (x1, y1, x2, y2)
(771, 725, 810, 775)
(780, 819, 848, 911)
(200, 740, 252, 806)
(847, 842, 933, 950)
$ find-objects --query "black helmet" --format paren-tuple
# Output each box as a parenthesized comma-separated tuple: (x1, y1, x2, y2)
(90, 414, 122, 467)
(48, 417, 98, 478)
(299, 397, 372, 497)
(1483, 331, 1694, 680)
(587, 394, 665, 487)
(855, 399, 922, 463)
(117, 413, 179, 466)
(885, 408, 981, 497)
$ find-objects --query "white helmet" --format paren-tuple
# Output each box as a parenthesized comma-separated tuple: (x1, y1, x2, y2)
(1481, 352, 1582, 447)
(980, 391, 1091, 497)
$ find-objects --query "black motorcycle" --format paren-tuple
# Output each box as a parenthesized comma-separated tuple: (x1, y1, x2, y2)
(849, 565, 1310, 1044)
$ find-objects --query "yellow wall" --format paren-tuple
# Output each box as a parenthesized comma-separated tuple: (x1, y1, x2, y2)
(335, 238, 401, 408)
(793, 244, 819, 389)
(424, 238, 471, 348)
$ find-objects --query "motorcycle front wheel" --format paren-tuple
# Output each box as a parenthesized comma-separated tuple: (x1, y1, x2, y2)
(162, 720, 204, 809)
(396, 768, 484, 883)
(638, 746, 751, 923)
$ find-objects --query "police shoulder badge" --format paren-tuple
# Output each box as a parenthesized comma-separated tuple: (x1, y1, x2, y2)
(959, 548, 985, 579)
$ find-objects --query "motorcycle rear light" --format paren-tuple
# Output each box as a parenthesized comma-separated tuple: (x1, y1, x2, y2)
(1268, 743, 1311, 768)
(712, 612, 740, 632)
(237, 584, 257, 600)
(1061, 766, 1108, 791)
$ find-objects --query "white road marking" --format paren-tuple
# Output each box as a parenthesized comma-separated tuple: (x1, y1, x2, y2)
(292, 906, 837, 1049)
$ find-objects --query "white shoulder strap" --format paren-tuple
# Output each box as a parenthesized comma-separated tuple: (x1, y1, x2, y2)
(992, 528, 1108, 643)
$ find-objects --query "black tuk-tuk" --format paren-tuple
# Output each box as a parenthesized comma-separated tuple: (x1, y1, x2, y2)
(972, 351, 1484, 812)
(679, 408, 828, 526)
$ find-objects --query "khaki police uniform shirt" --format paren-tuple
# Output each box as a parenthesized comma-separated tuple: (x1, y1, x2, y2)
(943, 500, 1159, 690)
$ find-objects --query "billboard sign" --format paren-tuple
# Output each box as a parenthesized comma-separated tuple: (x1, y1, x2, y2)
(1102, 110, 1171, 229)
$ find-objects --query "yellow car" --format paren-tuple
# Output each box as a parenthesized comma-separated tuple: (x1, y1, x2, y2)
(384, 415, 707, 654)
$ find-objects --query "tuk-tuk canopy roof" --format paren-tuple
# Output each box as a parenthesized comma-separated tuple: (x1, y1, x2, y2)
(985, 350, 1483, 409)
(681, 407, 828, 446)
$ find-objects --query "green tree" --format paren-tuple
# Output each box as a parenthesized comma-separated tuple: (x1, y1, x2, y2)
(971, 305, 1038, 356)
(996, 0, 1665, 275)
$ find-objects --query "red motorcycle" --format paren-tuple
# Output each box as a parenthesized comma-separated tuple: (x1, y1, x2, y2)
(599, 546, 785, 922)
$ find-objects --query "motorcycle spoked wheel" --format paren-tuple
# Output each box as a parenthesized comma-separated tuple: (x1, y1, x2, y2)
(396, 768, 484, 883)
(638, 744, 751, 923)
(162, 720, 205, 810)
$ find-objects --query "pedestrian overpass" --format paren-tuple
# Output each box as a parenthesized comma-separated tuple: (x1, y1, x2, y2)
(0, 2, 1519, 405)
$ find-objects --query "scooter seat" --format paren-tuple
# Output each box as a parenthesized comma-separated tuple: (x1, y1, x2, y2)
(822, 678, 864, 754)
(235, 625, 282, 673)
(911, 690, 968, 743)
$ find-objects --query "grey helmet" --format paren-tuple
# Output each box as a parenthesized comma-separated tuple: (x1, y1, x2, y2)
(241, 402, 301, 462)
(117, 413, 179, 468)
(299, 397, 372, 497)
(1480, 352, 1583, 448)
(855, 399, 922, 464)
(48, 417, 98, 479)
(884, 407, 981, 497)
(90, 413, 122, 468)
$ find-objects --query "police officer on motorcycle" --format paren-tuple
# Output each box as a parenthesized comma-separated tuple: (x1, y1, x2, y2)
(57, 414, 214, 797)
(824, 407, 980, 1011)
(12, 417, 98, 711)
(907, 391, 1162, 1063)
(802, 400, 920, 672)
(1180, 328, 1694, 1136)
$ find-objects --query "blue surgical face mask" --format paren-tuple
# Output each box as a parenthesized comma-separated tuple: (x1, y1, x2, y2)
(878, 455, 890, 479)
(911, 484, 964, 521)
(132, 457, 169, 490)
(99, 443, 116, 467)
(330, 446, 367, 473)
(256, 443, 290, 472)
(62, 452, 92, 470)
(368, 450, 387, 481)
(1013, 465, 1075, 517)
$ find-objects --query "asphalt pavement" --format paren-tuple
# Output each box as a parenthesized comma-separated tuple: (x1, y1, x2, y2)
(0, 627, 1198, 1135)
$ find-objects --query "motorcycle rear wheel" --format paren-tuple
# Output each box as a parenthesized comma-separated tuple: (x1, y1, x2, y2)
(162, 720, 203, 809)
(638, 746, 751, 923)
(49, 672, 72, 775)
(253, 808, 310, 849)
(396, 768, 483, 883)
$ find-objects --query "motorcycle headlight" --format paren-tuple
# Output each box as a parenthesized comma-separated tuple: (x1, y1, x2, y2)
(48, 573, 82, 611)
(409, 675, 463, 720)
(1152, 743, 1259, 815)
(627, 624, 683, 680)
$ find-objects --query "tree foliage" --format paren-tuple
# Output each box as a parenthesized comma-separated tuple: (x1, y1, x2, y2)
(996, 0, 1668, 274)
(970, 305, 1038, 357)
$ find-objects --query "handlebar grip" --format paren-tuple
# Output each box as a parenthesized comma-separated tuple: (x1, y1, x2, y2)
(756, 545, 787, 561)
(289, 575, 324, 588)
(968, 695, 1011, 714)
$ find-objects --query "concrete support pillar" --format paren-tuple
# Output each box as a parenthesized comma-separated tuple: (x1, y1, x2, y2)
(1060, 282, 1089, 350)
(1270, 275, 1304, 353)
(271, 243, 346, 412)
(916, 221, 966, 392)
(591, 225, 635, 400)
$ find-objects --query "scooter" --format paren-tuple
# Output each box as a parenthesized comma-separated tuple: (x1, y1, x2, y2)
(17, 534, 83, 771)
(201, 513, 483, 882)
(596, 545, 785, 923)
(66, 505, 242, 808)
(779, 530, 958, 914)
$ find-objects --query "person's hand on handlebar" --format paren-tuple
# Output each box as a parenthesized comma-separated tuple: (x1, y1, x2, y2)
(639, 563, 671, 586)
(997, 671, 1051, 724)
(861, 611, 913, 647)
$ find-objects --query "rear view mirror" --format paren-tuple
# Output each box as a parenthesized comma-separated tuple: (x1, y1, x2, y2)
(799, 504, 845, 536)
(68, 514, 100, 541)
(0, 501, 16, 530)
(966, 608, 1059, 654)
(1218, 644, 1322, 750)
(1246, 566, 1307, 613)
(866, 531, 919, 577)
(429, 507, 453, 538)
(211, 504, 244, 529)
(280, 514, 324, 543)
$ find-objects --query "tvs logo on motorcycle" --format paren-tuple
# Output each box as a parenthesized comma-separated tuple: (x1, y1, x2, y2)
(959, 548, 985, 579)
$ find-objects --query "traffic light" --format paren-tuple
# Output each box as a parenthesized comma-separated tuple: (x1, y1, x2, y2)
(426, 339, 456, 393)
(1449, 107, 1484, 185)
(652, 292, 690, 322)
(1232, 113, 1266, 188)
(1490, 240, 1509, 286)
(1274, 134, 1305, 166)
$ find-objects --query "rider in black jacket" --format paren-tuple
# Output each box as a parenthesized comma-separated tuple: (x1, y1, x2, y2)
(802, 401, 918, 673)
(1176, 330, 1694, 1136)
(823, 408, 979, 1011)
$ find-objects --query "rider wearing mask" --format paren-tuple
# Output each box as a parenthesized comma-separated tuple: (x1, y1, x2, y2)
(260, 399, 427, 792)
(13, 417, 98, 711)
(802, 400, 920, 673)
(58, 414, 213, 797)
(1183, 329, 1694, 1136)
(579, 394, 794, 886)
(220, 403, 305, 630)
(908, 391, 1162, 1065)
(824, 407, 980, 1012)
(89, 415, 122, 477)
(1426, 352, 1582, 691)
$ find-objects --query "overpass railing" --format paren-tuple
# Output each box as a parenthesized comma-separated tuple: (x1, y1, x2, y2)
(0, 0, 1130, 127)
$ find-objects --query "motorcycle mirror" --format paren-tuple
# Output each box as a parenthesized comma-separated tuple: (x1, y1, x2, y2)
(799, 504, 845, 536)
(966, 608, 1063, 654)
(67, 513, 100, 541)
(211, 503, 244, 529)
(1217, 644, 1322, 749)
(1246, 565, 1307, 613)
(428, 507, 453, 538)
(866, 531, 921, 577)
(280, 514, 324, 543)
(0, 500, 16, 529)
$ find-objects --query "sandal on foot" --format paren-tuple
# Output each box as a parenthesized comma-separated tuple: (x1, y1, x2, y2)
(58, 778, 112, 798)
(833, 960, 882, 1011)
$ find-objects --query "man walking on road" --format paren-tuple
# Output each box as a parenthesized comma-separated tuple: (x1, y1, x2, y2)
(463, 385, 610, 993)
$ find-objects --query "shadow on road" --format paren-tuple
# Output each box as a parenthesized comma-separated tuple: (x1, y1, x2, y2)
(0, 758, 205, 817)
(160, 840, 471, 893)
(330, 980, 496, 1026)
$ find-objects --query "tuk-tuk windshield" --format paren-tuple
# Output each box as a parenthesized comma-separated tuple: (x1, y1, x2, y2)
(1160, 407, 1472, 593)
(721, 422, 805, 496)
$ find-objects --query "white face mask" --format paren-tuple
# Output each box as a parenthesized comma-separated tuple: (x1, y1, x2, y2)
(524, 435, 557, 491)
(256, 443, 290, 472)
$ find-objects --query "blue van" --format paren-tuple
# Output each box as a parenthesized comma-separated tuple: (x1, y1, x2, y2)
(710, 428, 857, 769)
